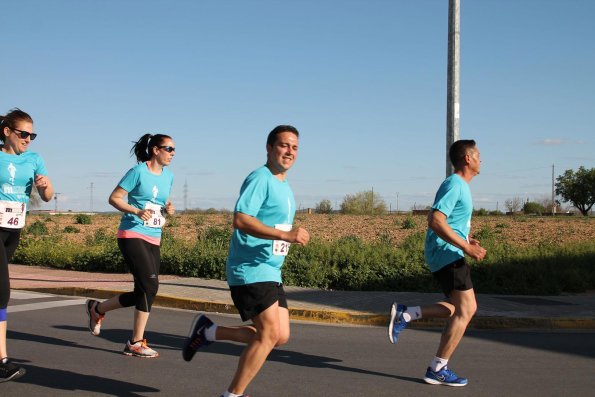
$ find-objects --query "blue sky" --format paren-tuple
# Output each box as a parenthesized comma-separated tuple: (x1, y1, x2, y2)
(2, 0, 594, 212)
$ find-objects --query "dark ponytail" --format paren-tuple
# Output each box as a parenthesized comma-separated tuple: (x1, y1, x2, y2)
(130, 133, 172, 163)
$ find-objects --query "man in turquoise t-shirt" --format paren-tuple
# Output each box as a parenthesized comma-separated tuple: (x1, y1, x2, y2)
(388, 140, 487, 387)
(182, 125, 309, 397)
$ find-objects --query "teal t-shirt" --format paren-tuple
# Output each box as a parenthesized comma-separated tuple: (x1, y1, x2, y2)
(424, 174, 473, 272)
(0, 150, 48, 204)
(226, 165, 296, 286)
(117, 162, 174, 239)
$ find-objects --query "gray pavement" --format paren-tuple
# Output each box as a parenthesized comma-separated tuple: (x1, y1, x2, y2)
(9, 264, 595, 329)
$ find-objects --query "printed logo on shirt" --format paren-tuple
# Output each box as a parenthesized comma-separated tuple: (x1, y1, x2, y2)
(2, 184, 26, 195)
(152, 185, 158, 202)
(8, 163, 16, 185)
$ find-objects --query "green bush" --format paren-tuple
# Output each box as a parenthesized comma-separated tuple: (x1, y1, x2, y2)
(315, 199, 333, 214)
(524, 201, 546, 215)
(474, 208, 489, 216)
(74, 214, 92, 225)
(63, 226, 80, 233)
(401, 216, 416, 229)
(26, 220, 49, 236)
(11, 216, 595, 295)
(166, 215, 180, 227)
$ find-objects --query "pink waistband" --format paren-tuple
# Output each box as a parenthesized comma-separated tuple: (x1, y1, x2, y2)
(117, 230, 161, 246)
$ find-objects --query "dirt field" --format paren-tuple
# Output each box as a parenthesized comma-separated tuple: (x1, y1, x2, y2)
(28, 212, 595, 248)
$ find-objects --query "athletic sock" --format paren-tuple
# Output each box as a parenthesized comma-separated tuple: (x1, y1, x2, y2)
(1, 357, 7, 364)
(222, 391, 243, 397)
(429, 356, 448, 372)
(403, 306, 422, 322)
(205, 324, 217, 342)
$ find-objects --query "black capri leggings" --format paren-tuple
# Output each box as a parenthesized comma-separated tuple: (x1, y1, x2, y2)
(117, 238, 161, 313)
(0, 229, 21, 310)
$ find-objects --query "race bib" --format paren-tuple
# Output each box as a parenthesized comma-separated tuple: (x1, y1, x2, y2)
(143, 202, 166, 228)
(273, 224, 292, 256)
(0, 200, 27, 229)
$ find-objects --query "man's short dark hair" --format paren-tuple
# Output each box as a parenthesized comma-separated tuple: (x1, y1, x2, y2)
(449, 139, 476, 168)
(266, 125, 299, 146)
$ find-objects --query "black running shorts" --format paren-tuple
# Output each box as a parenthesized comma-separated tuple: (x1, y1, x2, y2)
(230, 282, 288, 322)
(432, 258, 473, 297)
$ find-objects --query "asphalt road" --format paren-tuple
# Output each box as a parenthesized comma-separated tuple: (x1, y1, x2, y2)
(3, 291, 594, 397)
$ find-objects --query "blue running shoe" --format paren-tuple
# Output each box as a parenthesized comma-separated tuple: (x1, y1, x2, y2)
(388, 302, 408, 344)
(182, 314, 214, 362)
(423, 366, 468, 387)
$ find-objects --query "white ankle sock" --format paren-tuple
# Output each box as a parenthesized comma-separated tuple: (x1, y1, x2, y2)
(403, 306, 422, 322)
(430, 356, 448, 372)
(222, 391, 242, 397)
(205, 324, 217, 342)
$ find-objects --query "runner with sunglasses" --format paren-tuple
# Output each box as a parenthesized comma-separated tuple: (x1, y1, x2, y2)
(85, 133, 175, 358)
(0, 108, 54, 382)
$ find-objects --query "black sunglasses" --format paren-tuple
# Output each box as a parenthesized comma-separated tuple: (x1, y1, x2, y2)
(158, 145, 175, 153)
(10, 128, 37, 141)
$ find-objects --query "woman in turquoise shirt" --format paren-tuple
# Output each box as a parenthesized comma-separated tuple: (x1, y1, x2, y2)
(0, 108, 54, 382)
(85, 133, 175, 358)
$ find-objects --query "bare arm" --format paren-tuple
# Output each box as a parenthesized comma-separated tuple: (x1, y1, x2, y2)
(34, 175, 54, 202)
(164, 200, 175, 215)
(233, 211, 309, 245)
(427, 210, 486, 261)
(108, 186, 153, 222)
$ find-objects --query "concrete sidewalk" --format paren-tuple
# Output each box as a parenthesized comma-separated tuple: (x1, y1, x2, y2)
(8, 264, 595, 330)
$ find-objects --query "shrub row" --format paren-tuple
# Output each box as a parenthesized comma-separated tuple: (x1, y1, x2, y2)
(13, 224, 595, 295)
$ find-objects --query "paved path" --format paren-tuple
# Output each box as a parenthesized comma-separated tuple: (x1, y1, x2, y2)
(9, 264, 595, 329)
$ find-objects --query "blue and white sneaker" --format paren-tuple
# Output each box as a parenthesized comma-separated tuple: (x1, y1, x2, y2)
(423, 366, 468, 386)
(388, 302, 408, 344)
(182, 314, 214, 362)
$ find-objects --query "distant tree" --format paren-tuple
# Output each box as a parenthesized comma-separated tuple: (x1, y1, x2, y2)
(315, 199, 333, 214)
(474, 208, 489, 216)
(504, 197, 523, 213)
(523, 201, 545, 215)
(555, 166, 595, 216)
(340, 190, 386, 215)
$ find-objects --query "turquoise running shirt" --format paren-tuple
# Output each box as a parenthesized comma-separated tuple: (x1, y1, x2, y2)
(0, 150, 48, 228)
(0, 151, 48, 204)
(226, 165, 296, 286)
(424, 173, 473, 272)
(117, 162, 174, 239)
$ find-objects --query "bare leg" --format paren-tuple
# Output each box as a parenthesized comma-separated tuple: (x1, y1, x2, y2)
(217, 307, 290, 347)
(132, 310, 150, 342)
(421, 302, 455, 318)
(216, 324, 257, 344)
(0, 321, 6, 359)
(96, 295, 123, 314)
(436, 288, 477, 359)
(227, 303, 289, 395)
(95, 296, 150, 342)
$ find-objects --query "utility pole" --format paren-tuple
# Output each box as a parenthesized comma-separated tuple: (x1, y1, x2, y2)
(552, 164, 556, 214)
(183, 179, 188, 212)
(446, 0, 461, 177)
(88, 182, 94, 212)
(396, 192, 399, 213)
(54, 193, 62, 213)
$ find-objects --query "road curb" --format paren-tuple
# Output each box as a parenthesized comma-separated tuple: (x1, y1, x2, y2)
(14, 287, 595, 330)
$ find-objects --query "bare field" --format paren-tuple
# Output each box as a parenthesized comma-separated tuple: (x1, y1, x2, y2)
(28, 213, 595, 248)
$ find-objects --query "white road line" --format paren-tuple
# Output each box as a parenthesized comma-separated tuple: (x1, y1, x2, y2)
(9, 299, 85, 313)
(10, 291, 56, 300)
